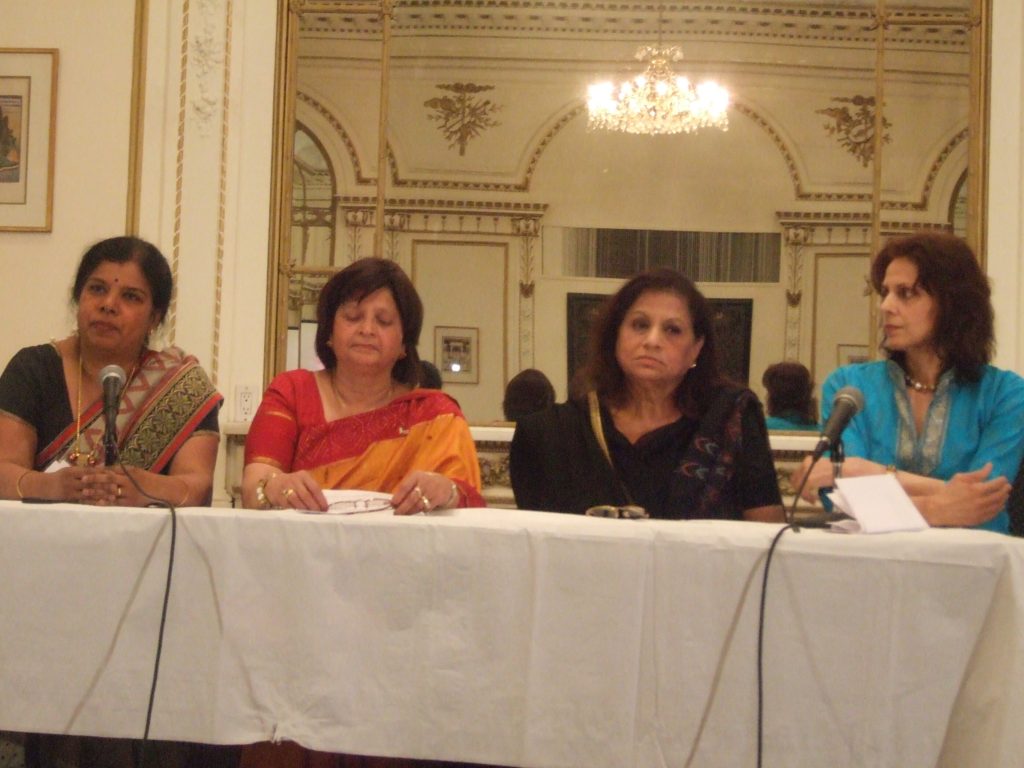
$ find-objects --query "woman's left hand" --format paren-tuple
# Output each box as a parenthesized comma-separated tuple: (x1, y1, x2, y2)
(80, 467, 128, 506)
(391, 471, 458, 515)
(920, 463, 1011, 527)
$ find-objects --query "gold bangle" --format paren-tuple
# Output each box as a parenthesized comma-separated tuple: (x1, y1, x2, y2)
(255, 472, 277, 510)
(444, 480, 460, 509)
(175, 478, 190, 508)
(15, 469, 32, 499)
(885, 465, 897, 475)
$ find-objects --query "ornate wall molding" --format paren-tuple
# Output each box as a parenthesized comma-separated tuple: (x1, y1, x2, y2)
(782, 225, 810, 360)
(168, 0, 193, 344)
(303, 86, 964, 214)
(190, 0, 228, 134)
(210, 0, 234, 385)
(297, 91, 372, 184)
(301, 3, 969, 52)
(512, 216, 541, 369)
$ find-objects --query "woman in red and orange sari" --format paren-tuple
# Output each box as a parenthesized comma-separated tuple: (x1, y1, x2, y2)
(242, 256, 483, 516)
(0, 236, 221, 509)
(240, 258, 484, 768)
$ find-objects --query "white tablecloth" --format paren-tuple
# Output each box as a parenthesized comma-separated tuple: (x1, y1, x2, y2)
(1, 500, 1023, 767)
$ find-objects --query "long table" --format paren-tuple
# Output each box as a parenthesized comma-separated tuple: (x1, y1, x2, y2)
(2, 500, 1023, 767)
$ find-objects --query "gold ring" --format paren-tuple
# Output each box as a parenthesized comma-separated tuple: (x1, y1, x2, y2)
(283, 488, 295, 499)
(421, 495, 431, 511)
(415, 485, 423, 497)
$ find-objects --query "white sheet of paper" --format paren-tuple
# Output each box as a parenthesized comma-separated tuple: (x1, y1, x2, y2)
(829, 474, 929, 534)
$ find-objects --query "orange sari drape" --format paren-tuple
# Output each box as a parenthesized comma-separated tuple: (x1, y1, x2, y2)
(245, 370, 483, 506)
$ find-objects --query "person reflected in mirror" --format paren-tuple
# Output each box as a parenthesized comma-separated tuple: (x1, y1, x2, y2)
(502, 367, 555, 422)
(762, 361, 819, 431)
(0, 236, 226, 768)
(0, 236, 222, 507)
(510, 268, 783, 522)
(790, 232, 1024, 531)
(241, 257, 484, 516)
(418, 359, 443, 389)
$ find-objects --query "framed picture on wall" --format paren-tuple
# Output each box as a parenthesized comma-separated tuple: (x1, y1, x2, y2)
(435, 326, 479, 384)
(0, 49, 58, 232)
(567, 293, 753, 385)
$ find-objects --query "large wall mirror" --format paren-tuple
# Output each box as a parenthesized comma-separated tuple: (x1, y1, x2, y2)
(267, 0, 987, 424)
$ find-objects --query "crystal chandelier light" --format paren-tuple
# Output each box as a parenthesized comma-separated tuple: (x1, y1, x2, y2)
(587, 45, 730, 136)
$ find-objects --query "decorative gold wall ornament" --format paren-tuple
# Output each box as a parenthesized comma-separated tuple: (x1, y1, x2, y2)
(424, 82, 501, 156)
(817, 95, 892, 167)
(782, 225, 809, 359)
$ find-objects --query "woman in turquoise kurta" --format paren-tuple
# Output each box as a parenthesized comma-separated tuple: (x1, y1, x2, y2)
(762, 361, 819, 431)
(794, 232, 1024, 532)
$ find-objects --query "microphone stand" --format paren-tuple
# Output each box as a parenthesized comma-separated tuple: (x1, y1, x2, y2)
(103, 411, 118, 467)
(831, 438, 845, 485)
(788, 437, 846, 530)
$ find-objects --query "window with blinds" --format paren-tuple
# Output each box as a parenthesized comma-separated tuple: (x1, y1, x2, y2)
(561, 228, 781, 282)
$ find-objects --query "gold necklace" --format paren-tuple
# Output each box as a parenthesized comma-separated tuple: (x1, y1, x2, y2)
(67, 354, 95, 466)
(67, 350, 140, 466)
(330, 374, 394, 413)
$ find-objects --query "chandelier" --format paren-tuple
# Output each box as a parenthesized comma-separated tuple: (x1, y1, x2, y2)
(586, 45, 730, 136)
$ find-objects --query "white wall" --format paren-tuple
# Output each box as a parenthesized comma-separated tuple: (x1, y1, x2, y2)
(0, 2, 136, 365)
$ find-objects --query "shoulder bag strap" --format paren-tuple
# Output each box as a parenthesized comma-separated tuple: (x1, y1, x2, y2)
(587, 390, 636, 506)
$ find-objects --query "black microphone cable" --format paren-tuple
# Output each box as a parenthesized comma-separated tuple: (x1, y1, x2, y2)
(756, 522, 795, 768)
(115, 458, 180, 768)
(756, 465, 820, 767)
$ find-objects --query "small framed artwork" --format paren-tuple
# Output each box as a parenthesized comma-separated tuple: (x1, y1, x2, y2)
(435, 326, 479, 384)
(0, 49, 58, 232)
(837, 344, 870, 367)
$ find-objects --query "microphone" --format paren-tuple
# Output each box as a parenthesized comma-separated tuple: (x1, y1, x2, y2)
(811, 385, 864, 461)
(99, 364, 126, 466)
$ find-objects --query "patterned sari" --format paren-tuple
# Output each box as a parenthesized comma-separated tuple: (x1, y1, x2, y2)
(36, 345, 222, 471)
(245, 369, 484, 506)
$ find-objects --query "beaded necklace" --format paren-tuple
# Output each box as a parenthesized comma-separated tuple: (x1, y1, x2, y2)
(903, 374, 937, 393)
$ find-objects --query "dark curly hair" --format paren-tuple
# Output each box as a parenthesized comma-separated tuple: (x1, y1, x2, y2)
(762, 361, 817, 424)
(871, 231, 993, 382)
(314, 257, 423, 387)
(71, 236, 173, 325)
(580, 267, 726, 415)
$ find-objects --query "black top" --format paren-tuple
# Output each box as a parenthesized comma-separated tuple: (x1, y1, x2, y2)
(510, 389, 781, 520)
(0, 343, 219, 470)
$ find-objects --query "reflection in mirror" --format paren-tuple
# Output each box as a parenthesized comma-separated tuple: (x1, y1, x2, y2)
(289, 127, 335, 370)
(277, 1, 984, 424)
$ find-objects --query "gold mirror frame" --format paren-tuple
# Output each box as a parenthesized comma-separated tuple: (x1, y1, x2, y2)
(265, 0, 991, 386)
